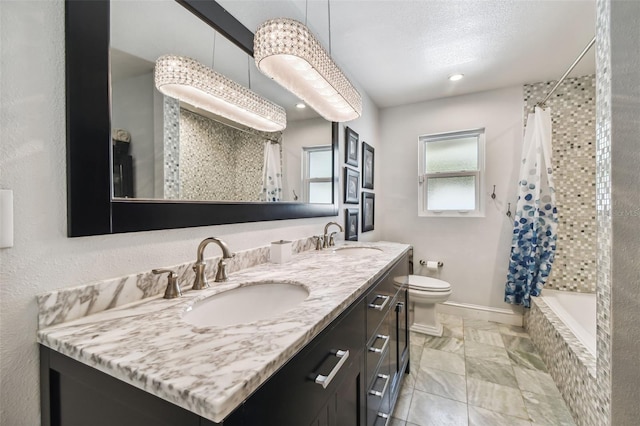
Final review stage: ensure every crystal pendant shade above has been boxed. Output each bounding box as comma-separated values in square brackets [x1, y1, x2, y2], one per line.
[154, 55, 286, 132]
[254, 18, 362, 122]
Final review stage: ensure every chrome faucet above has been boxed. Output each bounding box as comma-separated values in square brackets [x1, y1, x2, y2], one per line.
[192, 237, 234, 290]
[323, 222, 343, 248]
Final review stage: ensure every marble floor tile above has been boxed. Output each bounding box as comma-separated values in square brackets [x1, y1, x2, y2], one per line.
[464, 340, 511, 365]
[423, 336, 464, 355]
[410, 343, 424, 366]
[389, 418, 407, 426]
[392, 385, 413, 421]
[463, 319, 501, 331]
[522, 391, 576, 426]
[443, 324, 464, 339]
[498, 324, 530, 337]
[465, 328, 505, 348]
[513, 366, 562, 397]
[468, 405, 533, 426]
[414, 367, 467, 402]
[437, 312, 464, 327]
[419, 348, 466, 375]
[466, 357, 518, 389]
[410, 331, 426, 347]
[508, 349, 548, 372]
[466, 377, 529, 420]
[407, 390, 468, 426]
[502, 335, 537, 353]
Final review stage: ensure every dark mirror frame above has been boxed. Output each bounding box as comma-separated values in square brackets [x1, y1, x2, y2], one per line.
[65, 0, 339, 237]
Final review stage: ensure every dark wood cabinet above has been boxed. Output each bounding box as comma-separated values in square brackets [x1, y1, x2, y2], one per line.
[41, 253, 409, 426]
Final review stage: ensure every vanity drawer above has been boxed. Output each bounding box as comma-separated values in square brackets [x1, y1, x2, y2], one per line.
[366, 321, 390, 387]
[366, 355, 391, 426]
[366, 287, 393, 337]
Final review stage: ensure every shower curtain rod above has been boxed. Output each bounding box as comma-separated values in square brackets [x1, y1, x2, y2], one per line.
[536, 36, 596, 109]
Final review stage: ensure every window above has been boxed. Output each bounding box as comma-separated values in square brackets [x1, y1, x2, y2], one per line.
[418, 128, 485, 217]
[302, 146, 333, 203]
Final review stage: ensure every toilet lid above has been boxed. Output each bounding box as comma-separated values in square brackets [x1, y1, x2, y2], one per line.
[406, 275, 451, 292]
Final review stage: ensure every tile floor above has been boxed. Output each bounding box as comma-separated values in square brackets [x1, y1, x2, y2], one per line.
[390, 313, 575, 426]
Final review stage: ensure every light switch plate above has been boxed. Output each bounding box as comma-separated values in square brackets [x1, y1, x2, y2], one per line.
[0, 189, 14, 248]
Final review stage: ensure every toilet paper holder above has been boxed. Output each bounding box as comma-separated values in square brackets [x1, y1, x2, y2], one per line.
[419, 260, 444, 268]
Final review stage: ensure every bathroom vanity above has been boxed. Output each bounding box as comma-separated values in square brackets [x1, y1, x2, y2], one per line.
[38, 243, 410, 425]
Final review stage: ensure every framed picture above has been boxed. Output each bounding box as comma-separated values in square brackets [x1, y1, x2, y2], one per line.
[344, 167, 360, 204]
[345, 126, 359, 166]
[362, 142, 374, 189]
[362, 192, 375, 232]
[345, 209, 359, 241]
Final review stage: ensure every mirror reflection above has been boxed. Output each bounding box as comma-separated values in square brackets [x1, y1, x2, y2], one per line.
[110, 0, 333, 203]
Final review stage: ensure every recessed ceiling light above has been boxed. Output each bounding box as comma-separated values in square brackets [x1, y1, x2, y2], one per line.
[295, 102, 306, 109]
[448, 73, 464, 82]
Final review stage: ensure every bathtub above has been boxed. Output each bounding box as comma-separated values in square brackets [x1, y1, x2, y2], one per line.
[540, 289, 596, 357]
[525, 289, 601, 425]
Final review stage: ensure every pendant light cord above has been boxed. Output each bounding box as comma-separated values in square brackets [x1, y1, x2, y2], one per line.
[305, 0, 308, 26]
[247, 56, 252, 89]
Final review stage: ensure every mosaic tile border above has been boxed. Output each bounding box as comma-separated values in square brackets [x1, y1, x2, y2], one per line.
[525, 298, 599, 425]
[37, 236, 317, 329]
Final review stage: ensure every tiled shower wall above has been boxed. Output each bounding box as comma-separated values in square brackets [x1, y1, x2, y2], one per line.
[524, 76, 597, 293]
[168, 109, 281, 201]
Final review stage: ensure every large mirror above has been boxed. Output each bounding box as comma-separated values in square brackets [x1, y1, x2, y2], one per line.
[66, 0, 339, 237]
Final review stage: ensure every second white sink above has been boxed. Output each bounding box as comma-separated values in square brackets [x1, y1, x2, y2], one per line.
[183, 282, 309, 327]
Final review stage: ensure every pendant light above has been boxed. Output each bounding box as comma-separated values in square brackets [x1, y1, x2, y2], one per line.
[253, 2, 362, 123]
[154, 55, 287, 132]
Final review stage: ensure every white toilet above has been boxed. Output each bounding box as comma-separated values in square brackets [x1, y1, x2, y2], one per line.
[405, 275, 452, 337]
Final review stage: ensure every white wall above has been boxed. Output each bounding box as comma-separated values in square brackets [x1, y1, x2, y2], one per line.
[0, 1, 379, 423]
[379, 86, 524, 311]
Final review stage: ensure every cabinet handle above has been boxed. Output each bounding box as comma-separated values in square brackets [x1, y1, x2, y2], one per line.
[314, 350, 349, 389]
[368, 334, 390, 354]
[376, 412, 391, 426]
[369, 373, 390, 398]
[368, 294, 390, 311]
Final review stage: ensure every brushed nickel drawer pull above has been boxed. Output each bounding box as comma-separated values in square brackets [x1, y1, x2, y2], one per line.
[368, 334, 390, 354]
[368, 294, 390, 311]
[369, 373, 390, 397]
[377, 411, 391, 426]
[314, 350, 350, 389]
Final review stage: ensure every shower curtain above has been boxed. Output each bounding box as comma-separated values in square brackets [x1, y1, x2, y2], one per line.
[261, 142, 283, 202]
[505, 107, 558, 307]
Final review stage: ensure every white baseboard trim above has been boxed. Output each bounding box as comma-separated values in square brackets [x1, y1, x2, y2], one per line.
[437, 301, 523, 326]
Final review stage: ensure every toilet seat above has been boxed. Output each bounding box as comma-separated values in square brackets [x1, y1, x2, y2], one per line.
[406, 275, 451, 292]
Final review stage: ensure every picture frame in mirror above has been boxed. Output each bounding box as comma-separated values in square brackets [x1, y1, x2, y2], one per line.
[362, 142, 374, 190]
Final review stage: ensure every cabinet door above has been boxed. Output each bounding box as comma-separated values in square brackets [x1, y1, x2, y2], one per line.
[309, 352, 364, 426]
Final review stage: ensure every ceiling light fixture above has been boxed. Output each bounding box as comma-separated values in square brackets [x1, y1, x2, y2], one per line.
[155, 55, 287, 132]
[296, 102, 306, 109]
[448, 73, 464, 82]
[254, 18, 362, 122]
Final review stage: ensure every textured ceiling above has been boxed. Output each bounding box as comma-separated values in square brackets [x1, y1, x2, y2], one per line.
[217, 0, 596, 108]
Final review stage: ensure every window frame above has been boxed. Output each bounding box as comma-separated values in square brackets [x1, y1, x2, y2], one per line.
[302, 145, 333, 203]
[418, 128, 486, 217]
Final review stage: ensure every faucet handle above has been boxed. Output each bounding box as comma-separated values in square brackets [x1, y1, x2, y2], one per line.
[329, 231, 338, 247]
[314, 235, 324, 250]
[152, 269, 182, 299]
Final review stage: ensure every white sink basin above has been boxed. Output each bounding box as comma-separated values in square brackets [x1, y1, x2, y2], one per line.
[183, 282, 309, 327]
[331, 246, 383, 256]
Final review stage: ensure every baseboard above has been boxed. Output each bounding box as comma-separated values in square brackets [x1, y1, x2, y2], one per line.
[437, 301, 524, 326]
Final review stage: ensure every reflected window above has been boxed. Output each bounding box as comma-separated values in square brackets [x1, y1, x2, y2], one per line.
[418, 129, 485, 217]
[303, 146, 332, 203]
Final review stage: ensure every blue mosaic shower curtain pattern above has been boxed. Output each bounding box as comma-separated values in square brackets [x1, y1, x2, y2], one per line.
[505, 107, 559, 307]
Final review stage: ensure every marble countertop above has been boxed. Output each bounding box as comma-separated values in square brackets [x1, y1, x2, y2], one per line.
[37, 241, 410, 423]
